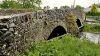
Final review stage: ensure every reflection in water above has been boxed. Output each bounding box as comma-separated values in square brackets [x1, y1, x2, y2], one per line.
[80, 32, 100, 43]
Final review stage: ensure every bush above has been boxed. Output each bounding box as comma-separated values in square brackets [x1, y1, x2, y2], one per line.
[0, 0, 41, 9]
[86, 4, 100, 16]
[90, 4, 99, 13]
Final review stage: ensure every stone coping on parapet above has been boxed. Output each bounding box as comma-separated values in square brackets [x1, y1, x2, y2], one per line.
[0, 12, 34, 19]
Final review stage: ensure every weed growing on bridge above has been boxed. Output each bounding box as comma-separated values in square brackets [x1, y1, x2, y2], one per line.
[66, 13, 79, 34]
[19, 34, 100, 56]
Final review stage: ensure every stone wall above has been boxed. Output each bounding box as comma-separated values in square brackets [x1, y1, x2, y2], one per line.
[0, 8, 85, 56]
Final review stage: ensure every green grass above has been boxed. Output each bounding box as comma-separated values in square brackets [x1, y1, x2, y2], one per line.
[19, 34, 100, 56]
[86, 12, 100, 16]
[83, 23, 100, 33]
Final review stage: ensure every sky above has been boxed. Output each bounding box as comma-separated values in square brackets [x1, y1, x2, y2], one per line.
[41, 0, 100, 9]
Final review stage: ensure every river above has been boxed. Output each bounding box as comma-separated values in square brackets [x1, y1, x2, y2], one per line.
[80, 32, 100, 44]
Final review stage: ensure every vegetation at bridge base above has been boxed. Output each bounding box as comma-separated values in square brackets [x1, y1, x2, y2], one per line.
[90, 4, 99, 14]
[18, 34, 100, 56]
[83, 23, 100, 33]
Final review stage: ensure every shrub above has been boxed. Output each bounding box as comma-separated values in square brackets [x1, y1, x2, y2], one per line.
[86, 4, 100, 16]
[90, 4, 99, 14]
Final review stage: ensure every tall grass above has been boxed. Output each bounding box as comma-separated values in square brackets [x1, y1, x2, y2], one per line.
[83, 24, 100, 33]
[19, 34, 100, 56]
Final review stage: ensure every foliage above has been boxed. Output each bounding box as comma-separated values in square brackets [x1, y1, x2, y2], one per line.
[83, 23, 100, 33]
[60, 6, 70, 9]
[75, 5, 83, 10]
[86, 12, 100, 16]
[0, 0, 11, 9]
[86, 4, 100, 16]
[96, 3, 100, 8]
[19, 34, 100, 56]
[0, 0, 41, 9]
[91, 4, 99, 13]
[18, 0, 41, 9]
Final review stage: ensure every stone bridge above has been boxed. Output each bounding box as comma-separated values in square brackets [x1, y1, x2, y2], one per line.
[0, 9, 85, 56]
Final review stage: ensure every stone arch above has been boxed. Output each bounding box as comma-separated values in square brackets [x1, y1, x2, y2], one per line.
[48, 26, 66, 40]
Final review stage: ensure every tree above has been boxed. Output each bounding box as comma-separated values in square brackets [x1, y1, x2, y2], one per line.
[90, 4, 99, 13]
[96, 3, 100, 8]
[17, 0, 41, 9]
[60, 6, 70, 9]
[0, 0, 41, 9]
[0, 0, 22, 9]
[75, 5, 83, 10]
[0, 0, 9, 9]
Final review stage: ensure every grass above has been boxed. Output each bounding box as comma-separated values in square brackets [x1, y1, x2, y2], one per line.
[18, 34, 100, 56]
[86, 12, 100, 16]
[83, 23, 100, 33]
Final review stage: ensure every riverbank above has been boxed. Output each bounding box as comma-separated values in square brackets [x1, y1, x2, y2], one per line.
[19, 34, 100, 56]
[18, 21, 100, 56]
[83, 23, 100, 33]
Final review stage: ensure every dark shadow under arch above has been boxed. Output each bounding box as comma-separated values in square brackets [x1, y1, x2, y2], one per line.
[76, 19, 82, 27]
[48, 26, 66, 40]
